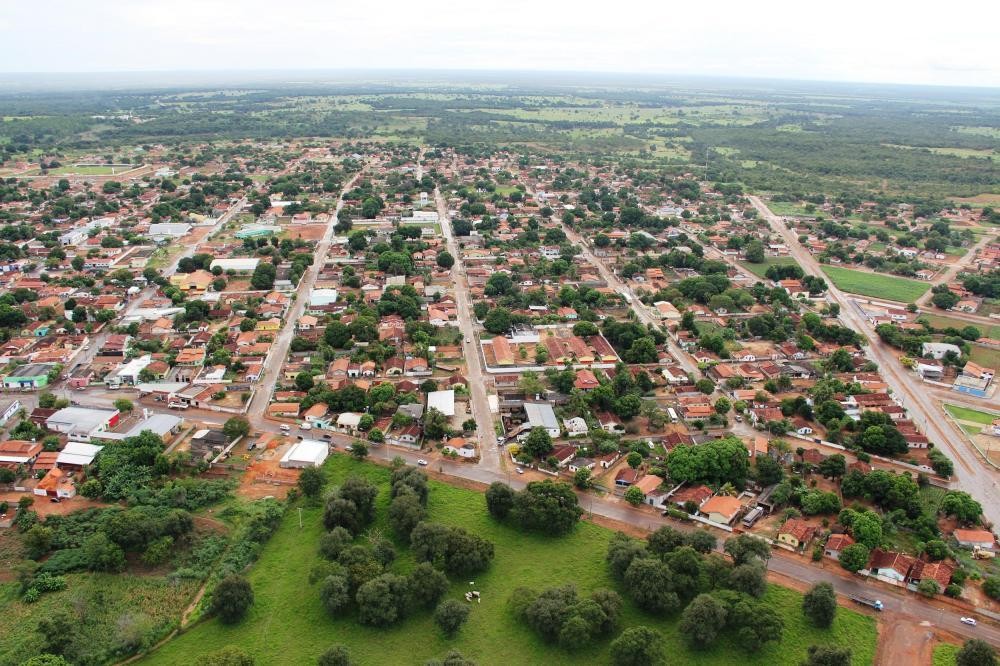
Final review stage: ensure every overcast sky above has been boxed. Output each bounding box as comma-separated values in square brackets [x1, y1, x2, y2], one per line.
[2, 0, 998, 87]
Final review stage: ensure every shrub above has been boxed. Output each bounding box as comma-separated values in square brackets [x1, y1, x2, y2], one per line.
[211, 575, 254, 624]
[434, 599, 470, 638]
[802, 582, 837, 628]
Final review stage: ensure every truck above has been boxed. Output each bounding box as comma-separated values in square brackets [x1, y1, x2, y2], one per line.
[666, 408, 679, 423]
[850, 596, 883, 611]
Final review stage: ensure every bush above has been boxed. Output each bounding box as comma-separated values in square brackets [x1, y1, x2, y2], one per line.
[609, 626, 665, 666]
[408, 562, 449, 609]
[317, 645, 354, 666]
[194, 646, 255, 665]
[983, 576, 1000, 600]
[917, 579, 939, 597]
[434, 599, 470, 638]
[956, 639, 997, 666]
[680, 594, 727, 648]
[485, 482, 515, 520]
[211, 575, 254, 624]
[355, 573, 410, 627]
[319, 527, 354, 561]
[319, 575, 352, 616]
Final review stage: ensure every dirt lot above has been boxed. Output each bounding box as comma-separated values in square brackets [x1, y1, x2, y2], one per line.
[237, 458, 298, 500]
[284, 223, 327, 241]
[0, 492, 105, 518]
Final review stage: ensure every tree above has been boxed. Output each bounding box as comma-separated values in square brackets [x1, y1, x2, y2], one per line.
[338, 476, 378, 524]
[923, 539, 949, 561]
[483, 307, 512, 334]
[627, 451, 643, 469]
[838, 543, 870, 573]
[850, 511, 883, 549]
[802, 582, 837, 628]
[319, 527, 354, 561]
[295, 372, 315, 392]
[667, 437, 750, 488]
[223, 417, 251, 441]
[817, 454, 846, 480]
[436, 251, 455, 269]
[744, 240, 765, 263]
[680, 594, 727, 648]
[956, 639, 997, 666]
[624, 486, 645, 506]
[724, 535, 771, 566]
[485, 482, 515, 520]
[941, 491, 983, 524]
[389, 489, 426, 540]
[573, 468, 592, 490]
[510, 481, 583, 535]
[729, 563, 767, 598]
[754, 455, 784, 486]
[317, 645, 355, 666]
[298, 467, 326, 499]
[434, 599, 470, 638]
[113, 398, 134, 413]
[211, 575, 254, 624]
[609, 626, 665, 666]
[350, 442, 369, 460]
[23, 524, 53, 560]
[625, 558, 679, 614]
[324, 498, 361, 535]
[802, 645, 852, 666]
[250, 261, 277, 290]
[319, 575, 352, 615]
[355, 573, 410, 627]
[522, 427, 553, 459]
[982, 576, 1000, 600]
[408, 562, 448, 609]
[83, 532, 126, 572]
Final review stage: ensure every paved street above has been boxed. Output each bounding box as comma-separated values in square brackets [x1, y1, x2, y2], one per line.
[435, 188, 502, 473]
[748, 195, 1000, 527]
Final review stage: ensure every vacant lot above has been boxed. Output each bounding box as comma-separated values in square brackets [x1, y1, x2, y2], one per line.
[740, 256, 800, 278]
[141, 456, 876, 666]
[944, 404, 997, 426]
[933, 642, 959, 665]
[821, 265, 929, 303]
[969, 345, 1000, 370]
[919, 314, 1000, 339]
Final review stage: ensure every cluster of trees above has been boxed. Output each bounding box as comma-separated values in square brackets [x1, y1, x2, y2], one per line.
[511, 584, 622, 650]
[665, 437, 750, 489]
[607, 529, 783, 651]
[485, 480, 583, 535]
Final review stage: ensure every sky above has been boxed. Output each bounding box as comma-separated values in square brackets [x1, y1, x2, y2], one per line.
[1, 0, 998, 88]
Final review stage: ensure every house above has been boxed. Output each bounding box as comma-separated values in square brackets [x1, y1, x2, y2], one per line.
[55, 441, 103, 470]
[574, 369, 600, 391]
[614, 467, 640, 487]
[567, 457, 596, 473]
[824, 533, 855, 560]
[190, 429, 229, 461]
[549, 445, 577, 468]
[427, 390, 456, 418]
[33, 467, 75, 499]
[0, 440, 42, 467]
[700, 495, 742, 525]
[670, 484, 713, 510]
[563, 417, 589, 437]
[908, 561, 955, 590]
[390, 424, 422, 447]
[634, 474, 665, 506]
[336, 412, 363, 434]
[953, 528, 996, 552]
[867, 549, 917, 584]
[777, 519, 817, 549]
[596, 412, 624, 433]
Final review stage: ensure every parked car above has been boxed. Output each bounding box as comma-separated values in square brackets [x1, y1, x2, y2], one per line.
[417, 459, 428, 466]
[279, 424, 291, 432]
[516, 468, 524, 474]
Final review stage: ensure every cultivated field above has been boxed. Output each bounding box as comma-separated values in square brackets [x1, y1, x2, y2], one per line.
[820, 266, 929, 303]
[140, 457, 877, 666]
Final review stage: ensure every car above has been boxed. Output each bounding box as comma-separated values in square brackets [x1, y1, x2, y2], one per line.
[465, 338, 471, 344]
[279, 424, 291, 432]
[516, 468, 524, 474]
[247, 443, 256, 451]
[417, 459, 428, 466]
[321, 434, 333, 441]
[496, 436, 505, 443]
[82, 345, 91, 351]
[49, 497, 61, 503]
[300, 423, 312, 431]
[961, 617, 977, 626]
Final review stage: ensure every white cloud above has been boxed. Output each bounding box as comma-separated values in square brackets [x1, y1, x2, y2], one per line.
[1, 0, 998, 86]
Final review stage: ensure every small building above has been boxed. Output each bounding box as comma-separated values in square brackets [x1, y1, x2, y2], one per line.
[427, 390, 456, 418]
[953, 528, 996, 552]
[56, 441, 103, 470]
[46, 407, 119, 442]
[523, 402, 560, 438]
[3, 363, 54, 390]
[921, 342, 961, 360]
[279, 439, 329, 468]
[336, 412, 363, 434]
[210, 257, 260, 272]
[33, 467, 75, 499]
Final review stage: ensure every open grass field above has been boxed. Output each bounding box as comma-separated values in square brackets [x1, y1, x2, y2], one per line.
[932, 642, 959, 665]
[0, 573, 199, 666]
[944, 404, 998, 425]
[739, 256, 800, 278]
[140, 456, 876, 666]
[821, 265, 929, 303]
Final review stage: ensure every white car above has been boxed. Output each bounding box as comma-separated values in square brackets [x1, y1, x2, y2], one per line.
[516, 468, 524, 474]
[961, 617, 977, 626]
[417, 459, 428, 466]
[279, 424, 291, 432]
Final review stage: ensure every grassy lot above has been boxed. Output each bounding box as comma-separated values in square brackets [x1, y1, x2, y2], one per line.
[739, 256, 800, 279]
[944, 404, 998, 425]
[919, 314, 1000, 339]
[969, 345, 1000, 369]
[141, 457, 877, 666]
[0, 574, 199, 666]
[933, 642, 959, 665]
[820, 265, 929, 302]
[765, 201, 815, 217]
